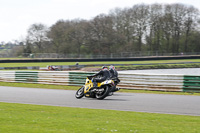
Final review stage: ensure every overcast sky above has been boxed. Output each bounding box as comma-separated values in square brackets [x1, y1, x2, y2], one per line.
[0, 0, 200, 43]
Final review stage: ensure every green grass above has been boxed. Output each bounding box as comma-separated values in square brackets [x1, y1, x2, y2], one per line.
[1, 82, 200, 96]
[0, 102, 199, 133]
[119, 89, 200, 96]
[0, 82, 78, 90]
[0, 59, 200, 67]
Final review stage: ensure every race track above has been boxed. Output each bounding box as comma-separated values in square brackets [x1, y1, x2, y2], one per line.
[0, 86, 200, 116]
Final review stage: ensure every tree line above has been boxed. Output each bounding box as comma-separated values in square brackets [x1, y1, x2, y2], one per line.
[22, 3, 200, 57]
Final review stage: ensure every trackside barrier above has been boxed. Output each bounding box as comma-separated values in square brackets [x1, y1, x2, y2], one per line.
[183, 75, 200, 92]
[68, 72, 95, 85]
[15, 71, 38, 82]
[0, 71, 200, 92]
[118, 73, 183, 92]
[0, 71, 95, 86]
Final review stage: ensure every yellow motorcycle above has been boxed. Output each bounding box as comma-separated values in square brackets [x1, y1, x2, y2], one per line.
[75, 76, 115, 100]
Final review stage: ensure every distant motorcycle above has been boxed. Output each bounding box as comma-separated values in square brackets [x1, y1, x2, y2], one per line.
[75, 76, 115, 100]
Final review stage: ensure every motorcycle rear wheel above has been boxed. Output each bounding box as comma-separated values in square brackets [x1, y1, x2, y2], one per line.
[75, 86, 84, 99]
[96, 86, 110, 100]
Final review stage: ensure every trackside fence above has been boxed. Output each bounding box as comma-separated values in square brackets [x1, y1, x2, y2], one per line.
[0, 71, 200, 92]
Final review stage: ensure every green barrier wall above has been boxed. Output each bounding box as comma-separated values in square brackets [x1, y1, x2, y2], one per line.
[68, 72, 95, 85]
[15, 71, 38, 83]
[183, 75, 200, 92]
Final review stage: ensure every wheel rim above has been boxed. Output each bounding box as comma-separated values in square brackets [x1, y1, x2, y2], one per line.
[96, 88, 107, 98]
[77, 88, 83, 95]
[75, 87, 84, 98]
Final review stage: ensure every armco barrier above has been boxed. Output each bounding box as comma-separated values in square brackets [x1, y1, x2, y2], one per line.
[0, 71, 95, 86]
[0, 71, 200, 92]
[15, 71, 38, 83]
[118, 73, 183, 92]
[183, 75, 200, 92]
[68, 72, 95, 85]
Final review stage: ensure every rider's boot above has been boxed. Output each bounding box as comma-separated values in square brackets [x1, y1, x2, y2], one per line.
[114, 87, 120, 92]
[108, 86, 115, 96]
[110, 86, 120, 92]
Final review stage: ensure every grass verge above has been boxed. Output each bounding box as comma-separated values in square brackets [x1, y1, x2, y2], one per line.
[0, 102, 199, 133]
[0, 82, 200, 96]
[0, 82, 78, 90]
[1, 59, 200, 67]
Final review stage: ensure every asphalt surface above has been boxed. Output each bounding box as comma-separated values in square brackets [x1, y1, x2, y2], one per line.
[0, 86, 200, 116]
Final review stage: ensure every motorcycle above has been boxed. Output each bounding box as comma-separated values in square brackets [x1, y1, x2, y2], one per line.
[75, 76, 115, 100]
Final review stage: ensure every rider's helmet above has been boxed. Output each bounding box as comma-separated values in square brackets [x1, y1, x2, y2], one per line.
[109, 65, 115, 70]
[102, 66, 108, 71]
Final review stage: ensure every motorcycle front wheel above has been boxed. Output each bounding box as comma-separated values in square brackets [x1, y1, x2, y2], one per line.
[75, 86, 84, 99]
[96, 86, 110, 100]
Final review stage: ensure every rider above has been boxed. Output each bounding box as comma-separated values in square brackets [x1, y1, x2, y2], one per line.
[89, 66, 110, 87]
[109, 65, 120, 92]
[109, 65, 118, 79]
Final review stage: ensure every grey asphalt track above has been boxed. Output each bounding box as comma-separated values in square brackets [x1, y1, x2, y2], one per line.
[0, 86, 200, 116]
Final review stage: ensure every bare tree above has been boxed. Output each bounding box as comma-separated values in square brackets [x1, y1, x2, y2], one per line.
[27, 23, 49, 52]
[68, 19, 89, 57]
[48, 20, 71, 54]
[131, 4, 150, 51]
[89, 14, 116, 54]
[110, 7, 137, 52]
[183, 5, 199, 52]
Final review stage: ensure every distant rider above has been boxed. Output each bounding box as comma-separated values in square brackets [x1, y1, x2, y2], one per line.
[109, 65, 118, 79]
[109, 65, 120, 92]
